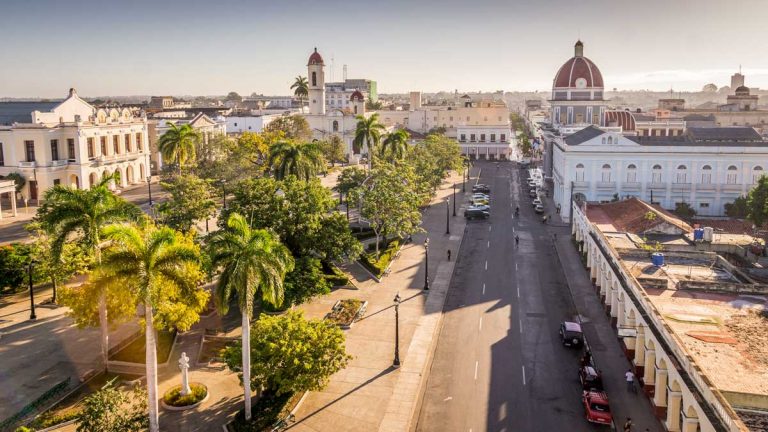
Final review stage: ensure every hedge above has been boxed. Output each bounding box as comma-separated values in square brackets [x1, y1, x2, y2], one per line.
[359, 239, 401, 278]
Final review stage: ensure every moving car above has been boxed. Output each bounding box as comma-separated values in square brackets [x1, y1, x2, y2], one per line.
[559, 321, 583, 347]
[464, 207, 490, 220]
[534, 204, 544, 213]
[582, 390, 612, 425]
[472, 184, 490, 194]
[579, 365, 604, 391]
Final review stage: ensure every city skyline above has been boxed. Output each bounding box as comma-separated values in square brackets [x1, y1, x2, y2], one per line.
[1, 0, 767, 97]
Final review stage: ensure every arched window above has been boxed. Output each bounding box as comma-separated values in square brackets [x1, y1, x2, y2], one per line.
[626, 164, 637, 183]
[607, 136, 613, 145]
[753, 166, 764, 184]
[701, 165, 712, 184]
[676, 165, 687, 183]
[652, 164, 662, 183]
[727, 165, 738, 184]
[575, 163, 585, 182]
[601, 164, 612, 182]
[332, 120, 339, 132]
[601, 137, 606, 144]
[311, 72, 317, 86]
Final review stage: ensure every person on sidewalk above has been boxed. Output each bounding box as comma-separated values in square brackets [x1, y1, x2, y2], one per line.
[515, 235, 519, 246]
[623, 417, 633, 432]
[625, 369, 636, 393]
[447, 249, 451, 261]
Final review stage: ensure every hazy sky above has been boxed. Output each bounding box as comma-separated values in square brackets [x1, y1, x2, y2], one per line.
[2, 0, 767, 98]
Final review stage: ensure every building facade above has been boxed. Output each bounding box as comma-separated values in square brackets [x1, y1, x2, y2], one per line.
[148, 112, 226, 172]
[0, 88, 150, 202]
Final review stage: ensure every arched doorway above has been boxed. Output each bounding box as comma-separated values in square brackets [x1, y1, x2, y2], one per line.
[139, 163, 146, 180]
[89, 173, 98, 188]
[69, 174, 80, 189]
[126, 165, 135, 184]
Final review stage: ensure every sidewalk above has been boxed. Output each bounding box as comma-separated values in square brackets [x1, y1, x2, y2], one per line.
[288, 171, 471, 432]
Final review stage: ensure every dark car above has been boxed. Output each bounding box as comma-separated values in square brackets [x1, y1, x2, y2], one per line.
[464, 207, 490, 220]
[559, 321, 584, 347]
[579, 365, 604, 391]
[472, 184, 491, 194]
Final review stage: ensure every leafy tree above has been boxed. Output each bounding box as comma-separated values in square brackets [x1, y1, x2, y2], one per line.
[725, 196, 748, 218]
[283, 256, 330, 307]
[366, 99, 383, 110]
[157, 123, 201, 174]
[747, 176, 768, 228]
[428, 126, 447, 136]
[207, 213, 294, 421]
[264, 115, 312, 141]
[77, 384, 148, 432]
[353, 113, 385, 166]
[268, 141, 325, 181]
[674, 202, 697, 221]
[98, 222, 208, 432]
[226, 91, 243, 103]
[4, 172, 25, 197]
[222, 311, 351, 396]
[157, 174, 216, 232]
[320, 135, 346, 167]
[380, 129, 409, 161]
[334, 166, 367, 205]
[27, 222, 91, 303]
[519, 133, 533, 158]
[35, 175, 142, 367]
[290, 76, 309, 109]
[311, 212, 363, 262]
[0, 243, 32, 294]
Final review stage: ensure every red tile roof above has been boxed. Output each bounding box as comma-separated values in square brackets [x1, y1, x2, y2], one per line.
[586, 198, 692, 234]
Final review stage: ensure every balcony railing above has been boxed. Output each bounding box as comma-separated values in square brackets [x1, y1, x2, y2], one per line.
[51, 159, 68, 167]
[18, 161, 36, 168]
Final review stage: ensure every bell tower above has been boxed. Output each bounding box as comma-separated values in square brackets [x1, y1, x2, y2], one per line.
[307, 48, 326, 115]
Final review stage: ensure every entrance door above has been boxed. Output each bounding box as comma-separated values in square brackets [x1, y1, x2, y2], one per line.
[29, 181, 38, 201]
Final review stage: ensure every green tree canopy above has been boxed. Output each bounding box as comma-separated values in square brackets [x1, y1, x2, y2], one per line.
[157, 123, 201, 173]
[380, 129, 409, 161]
[222, 311, 351, 396]
[353, 113, 385, 158]
[76, 383, 148, 432]
[157, 174, 216, 232]
[320, 135, 346, 166]
[725, 196, 748, 218]
[0, 243, 32, 294]
[747, 176, 768, 228]
[264, 115, 312, 141]
[290, 76, 309, 106]
[335, 166, 367, 201]
[268, 141, 325, 181]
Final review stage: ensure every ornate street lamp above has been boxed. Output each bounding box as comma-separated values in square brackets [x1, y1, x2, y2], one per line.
[445, 199, 450, 235]
[424, 238, 430, 290]
[393, 292, 401, 368]
[28, 261, 37, 320]
[146, 176, 153, 206]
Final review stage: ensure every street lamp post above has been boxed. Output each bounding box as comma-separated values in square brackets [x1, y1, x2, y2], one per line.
[28, 261, 36, 320]
[424, 238, 430, 290]
[393, 292, 401, 368]
[146, 176, 152, 206]
[463, 165, 467, 192]
[445, 199, 450, 235]
[453, 183, 456, 217]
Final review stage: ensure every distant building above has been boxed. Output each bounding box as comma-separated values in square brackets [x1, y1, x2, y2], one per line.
[325, 78, 377, 111]
[549, 40, 606, 129]
[224, 113, 282, 134]
[148, 112, 226, 173]
[0, 88, 150, 202]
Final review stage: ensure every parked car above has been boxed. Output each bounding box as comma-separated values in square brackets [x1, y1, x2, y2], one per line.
[559, 321, 583, 347]
[534, 204, 544, 213]
[579, 365, 604, 391]
[464, 207, 490, 220]
[582, 390, 612, 425]
[470, 204, 490, 211]
[532, 198, 542, 206]
[472, 193, 490, 200]
[473, 198, 489, 205]
[473, 184, 490, 194]
[529, 189, 537, 197]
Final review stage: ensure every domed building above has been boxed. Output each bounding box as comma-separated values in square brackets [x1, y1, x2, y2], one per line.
[550, 40, 607, 128]
[725, 84, 759, 111]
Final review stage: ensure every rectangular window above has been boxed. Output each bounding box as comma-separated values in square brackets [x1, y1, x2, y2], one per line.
[25, 140, 35, 162]
[0, 143, 4, 166]
[67, 138, 75, 160]
[601, 171, 611, 182]
[627, 171, 637, 183]
[50, 139, 59, 161]
[727, 173, 737, 184]
[125, 134, 131, 152]
[88, 138, 95, 159]
[470, 134, 476, 142]
[113, 135, 120, 154]
[701, 172, 711, 184]
[460, 134, 466, 142]
[136, 133, 143, 151]
[699, 203, 709, 208]
[480, 134, 486, 142]
[100, 136, 107, 156]
[53, 179, 61, 186]
[490, 134, 496, 142]
[652, 172, 662, 183]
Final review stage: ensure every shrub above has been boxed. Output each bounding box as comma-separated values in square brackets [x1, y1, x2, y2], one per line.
[230, 391, 294, 432]
[359, 239, 401, 278]
[162, 383, 208, 407]
[28, 409, 80, 429]
[326, 299, 363, 326]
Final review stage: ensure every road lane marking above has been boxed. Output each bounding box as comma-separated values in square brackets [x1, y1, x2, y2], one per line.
[479, 317, 483, 331]
[482, 283, 485, 295]
[485, 261, 488, 270]
[487, 240, 490, 248]
[519, 319, 523, 333]
[474, 361, 479, 380]
[522, 366, 526, 385]
[515, 263, 518, 271]
[489, 226, 492, 232]
[517, 285, 520, 297]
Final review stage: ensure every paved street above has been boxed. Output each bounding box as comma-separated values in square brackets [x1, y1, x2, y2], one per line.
[416, 160, 661, 432]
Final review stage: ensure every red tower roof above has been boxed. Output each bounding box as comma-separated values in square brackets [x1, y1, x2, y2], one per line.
[553, 56, 604, 88]
[350, 90, 364, 101]
[308, 47, 324, 66]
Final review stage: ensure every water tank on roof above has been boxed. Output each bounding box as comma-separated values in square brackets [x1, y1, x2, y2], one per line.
[703, 227, 714, 242]
[651, 253, 665, 267]
[694, 228, 704, 241]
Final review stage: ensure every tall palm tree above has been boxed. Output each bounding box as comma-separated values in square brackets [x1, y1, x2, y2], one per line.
[290, 76, 309, 112]
[99, 223, 202, 432]
[206, 213, 294, 421]
[353, 113, 385, 170]
[35, 174, 142, 368]
[380, 129, 410, 161]
[157, 122, 201, 174]
[267, 141, 325, 180]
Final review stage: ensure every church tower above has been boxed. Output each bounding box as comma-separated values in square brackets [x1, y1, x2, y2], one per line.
[307, 48, 325, 115]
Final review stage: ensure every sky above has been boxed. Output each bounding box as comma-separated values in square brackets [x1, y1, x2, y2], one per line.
[1, 0, 768, 98]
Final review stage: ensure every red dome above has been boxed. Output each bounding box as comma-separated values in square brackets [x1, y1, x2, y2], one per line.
[350, 90, 364, 101]
[308, 48, 324, 66]
[553, 56, 603, 89]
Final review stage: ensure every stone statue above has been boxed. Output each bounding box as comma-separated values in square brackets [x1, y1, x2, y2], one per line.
[178, 352, 191, 396]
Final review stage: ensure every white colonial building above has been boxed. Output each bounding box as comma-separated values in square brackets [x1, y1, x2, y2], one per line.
[0, 88, 150, 204]
[148, 112, 226, 173]
[552, 125, 768, 221]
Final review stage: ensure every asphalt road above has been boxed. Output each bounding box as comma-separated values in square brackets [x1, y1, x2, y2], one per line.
[416, 160, 595, 432]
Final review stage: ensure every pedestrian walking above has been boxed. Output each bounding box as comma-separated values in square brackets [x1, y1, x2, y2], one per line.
[623, 417, 633, 432]
[447, 249, 451, 261]
[625, 369, 636, 393]
[515, 235, 519, 246]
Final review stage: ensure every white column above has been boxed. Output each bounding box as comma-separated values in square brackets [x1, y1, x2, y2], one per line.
[666, 391, 683, 431]
[11, 192, 17, 216]
[634, 327, 646, 367]
[610, 286, 619, 318]
[617, 296, 626, 326]
[682, 418, 699, 432]
[643, 349, 656, 386]
[654, 369, 668, 407]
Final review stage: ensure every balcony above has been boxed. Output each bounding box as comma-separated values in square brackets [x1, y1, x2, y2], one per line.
[646, 182, 666, 191]
[596, 181, 616, 190]
[622, 182, 641, 191]
[18, 161, 36, 168]
[697, 183, 716, 192]
[51, 159, 69, 168]
[722, 183, 743, 193]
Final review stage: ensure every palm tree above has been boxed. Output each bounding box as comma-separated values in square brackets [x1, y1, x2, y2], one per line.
[267, 141, 325, 180]
[380, 129, 410, 161]
[157, 122, 201, 174]
[206, 213, 294, 421]
[99, 223, 202, 432]
[353, 113, 385, 170]
[35, 174, 142, 368]
[291, 76, 309, 112]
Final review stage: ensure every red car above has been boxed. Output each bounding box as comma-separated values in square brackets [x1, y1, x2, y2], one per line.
[582, 390, 612, 425]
